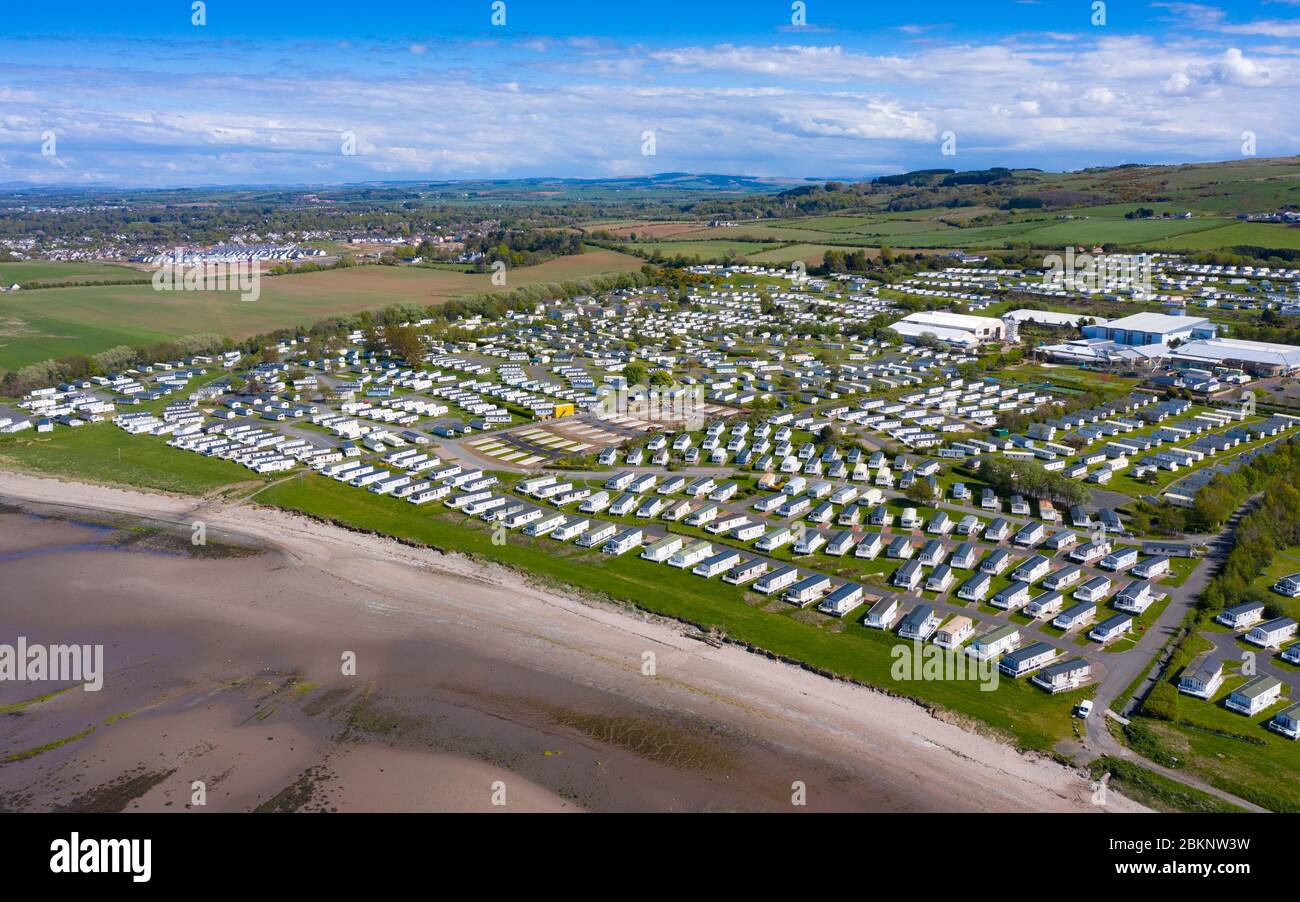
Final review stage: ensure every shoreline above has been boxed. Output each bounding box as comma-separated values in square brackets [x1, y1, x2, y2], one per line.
[0, 470, 1143, 812]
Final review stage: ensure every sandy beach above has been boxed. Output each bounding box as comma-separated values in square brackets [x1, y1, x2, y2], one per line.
[0, 471, 1142, 812]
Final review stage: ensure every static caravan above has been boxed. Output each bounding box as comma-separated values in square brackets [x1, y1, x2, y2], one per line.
[1043, 565, 1083, 590]
[887, 536, 915, 560]
[580, 492, 611, 513]
[967, 625, 1021, 661]
[893, 559, 924, 591]
[756, 527, 796, 552]
[1268, 702, 1300, 740]
[957, 572, 992, 602]
[577, 522, 618, 548]
[784, 574, 833, 607]
[992, 581, 1033, 612]
[1101, 547, 1140, 572]
[754, 566, 801, 595]
[1012, 554, 1052, 584]
[608, 493, 639, 517]
[925, 564, 955, 593]
[552, 517, 590, 541]
[694, 550, 743, 579]
[999, 641, 1058, 678]
[985, 518, 1011, 542]
[950, 542, 979, 570]
[932, 616, 973, 649]
[667, 540, 714, 570]
[504, 507, 545, 530]
[1114, 580, 1155, 614]
[1177, 653, 1224, 699]
[864, 597, 901, 629]
[792, 530, 827, 556]
[1225, 675, 1282, 716]
[1025, 591, 1064, 619]
[1132, 555, 1171, 580]
[1044, 530, 1079, 553]
[603, 528, 644, 556]
[826, 530, 859, 556]
[524, 513, 567, 537]
[1032, 658, 1092, 694]
[1274, 573, 1300, 598]
[1014, 522, 1047, 547]
[1216, 601, 1265, 631]
[818, 582, 865, 617]
[926, 511, 952, 535]
[1053, 601, 1097, 631]
[723, 558, 768, 585]
[1074, 576, 1112, 603]
[897, 604, 941, 641]
[918, 539, 947, 566]
[854, 532, 884, 560]
[641, 534, 684, 563]
[980, 549, 1012, 575]
[1089, 612, 1133, 644]
[1245, 617, 1298, 649]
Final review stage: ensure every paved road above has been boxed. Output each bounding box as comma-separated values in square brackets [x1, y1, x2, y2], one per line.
[1080, 497, 1270, 812]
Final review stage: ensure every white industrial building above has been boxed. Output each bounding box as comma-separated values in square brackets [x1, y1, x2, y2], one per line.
[887, 311, 1007, 347]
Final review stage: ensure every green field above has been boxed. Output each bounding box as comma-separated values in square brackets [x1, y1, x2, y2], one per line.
[0, 249, 646, 372]
[1149, 221, 1300, 252]
[0, 422, 256, 495]
[0, 261, 148, 286]
[252, 473, 1085, 751]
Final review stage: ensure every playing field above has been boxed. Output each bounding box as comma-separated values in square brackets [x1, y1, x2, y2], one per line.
[0, 250, 645, 371]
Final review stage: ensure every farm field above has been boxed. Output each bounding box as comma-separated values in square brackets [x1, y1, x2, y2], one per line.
[0, 261, 148, 286]
[1148, 221, 1300, 252]
[601, 206, 1291, 258]
[0, 249, 645, 372]
[624, 239, 780, 260]
[252, 472, 1086, 752]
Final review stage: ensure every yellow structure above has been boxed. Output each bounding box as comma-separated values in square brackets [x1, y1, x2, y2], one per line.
[552, 403, 575, 418]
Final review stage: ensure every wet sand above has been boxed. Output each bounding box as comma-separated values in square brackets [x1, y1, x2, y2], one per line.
[0, 473, 1143, 812]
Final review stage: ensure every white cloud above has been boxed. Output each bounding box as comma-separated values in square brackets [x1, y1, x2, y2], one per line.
[1, 29, 1297, 186]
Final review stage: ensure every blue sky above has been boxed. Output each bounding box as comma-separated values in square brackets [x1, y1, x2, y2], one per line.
[1, 0, 1297, 186]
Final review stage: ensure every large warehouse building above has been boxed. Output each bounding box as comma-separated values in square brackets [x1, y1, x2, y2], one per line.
[1082, 312, 1217, 347]
[1169, 338, 1300, 377]
[887, 311, 1006, 347]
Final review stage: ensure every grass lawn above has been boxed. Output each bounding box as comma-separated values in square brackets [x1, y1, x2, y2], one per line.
[253, 473, 1085, 751]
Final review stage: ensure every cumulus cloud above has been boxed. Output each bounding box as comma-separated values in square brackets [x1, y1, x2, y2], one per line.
[0, 27, 1296, 186]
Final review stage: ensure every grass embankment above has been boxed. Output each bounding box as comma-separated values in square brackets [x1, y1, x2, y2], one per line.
[1089, 756, 1245, 813]
[253, 473, 1085, 751]
[0, 422, 253, 495]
